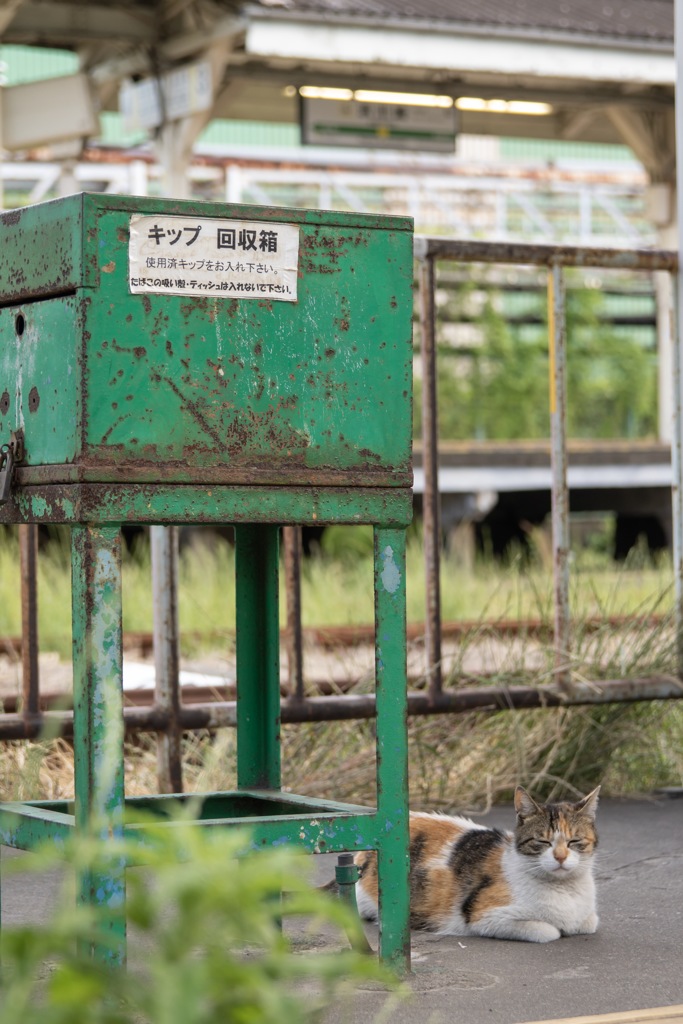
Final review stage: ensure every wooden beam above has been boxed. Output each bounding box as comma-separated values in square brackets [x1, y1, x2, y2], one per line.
[4, 1, 155, 45]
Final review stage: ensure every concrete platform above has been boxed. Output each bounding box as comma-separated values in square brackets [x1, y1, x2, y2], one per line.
[1, 795, 682, 1023]
[318, 795, 683, 1023]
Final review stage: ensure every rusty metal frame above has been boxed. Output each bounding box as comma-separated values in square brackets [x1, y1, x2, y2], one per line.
[413, 237, 681, 702]
[5, 238, 683, 794]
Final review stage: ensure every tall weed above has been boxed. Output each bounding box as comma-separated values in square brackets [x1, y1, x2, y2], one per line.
[0, 812, 401, 1023]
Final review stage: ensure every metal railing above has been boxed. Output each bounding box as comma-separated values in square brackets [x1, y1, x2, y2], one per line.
[1, 158, 652, 247]
[4, 236, 683, 795]
[414, 237, 683, 700]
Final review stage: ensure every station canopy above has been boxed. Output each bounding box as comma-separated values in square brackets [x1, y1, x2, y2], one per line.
[0, 0, 675, 168]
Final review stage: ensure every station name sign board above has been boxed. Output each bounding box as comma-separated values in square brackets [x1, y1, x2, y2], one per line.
[301, 96, 457, 152]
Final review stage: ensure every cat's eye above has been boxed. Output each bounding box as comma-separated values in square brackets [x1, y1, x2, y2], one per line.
[568, 840, 586, 849]
[519, 837, 552, 852]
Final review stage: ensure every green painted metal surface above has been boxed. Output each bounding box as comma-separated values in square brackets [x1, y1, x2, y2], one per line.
[0, 483, 412, 526]
[71, 525, 126, 966]
[0, 193, 413, 494]
[373, 528, 411, 970]
[0, 802, 73, 847]
[0, 296, 80, 466]
[0, 193, 413, 974]
[236, 525, 282, 790]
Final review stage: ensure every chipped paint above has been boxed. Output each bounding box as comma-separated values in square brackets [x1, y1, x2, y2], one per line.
[379, 544, 401, 594]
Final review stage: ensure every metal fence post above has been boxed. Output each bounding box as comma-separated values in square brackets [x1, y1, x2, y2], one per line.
[19, 524, 39, 719]
[548, 263, 572, 692]
[673, 0, 683, 675]
[151, 525, 183, 794]
[418, 254, 443, 700]
[283, 525, 305, 700]
[671, 266, 683, 677]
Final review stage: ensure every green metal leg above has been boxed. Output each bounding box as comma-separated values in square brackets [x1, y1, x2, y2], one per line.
[374, 528, 411, 973]
[71, 524, 126, 967]
[235, 524, 281, 790]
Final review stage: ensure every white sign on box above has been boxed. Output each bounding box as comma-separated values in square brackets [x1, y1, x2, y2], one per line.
[128, 214, 299, 301]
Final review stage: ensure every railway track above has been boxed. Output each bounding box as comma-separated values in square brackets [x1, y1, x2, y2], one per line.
[0, 612, 670, 717]
[0, 611, 667, 662]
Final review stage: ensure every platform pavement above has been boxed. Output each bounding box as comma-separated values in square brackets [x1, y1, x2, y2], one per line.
[1, 795, 682, 1024]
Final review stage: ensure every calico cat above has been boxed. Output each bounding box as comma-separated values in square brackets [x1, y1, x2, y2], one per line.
[354, 786, 600, 943]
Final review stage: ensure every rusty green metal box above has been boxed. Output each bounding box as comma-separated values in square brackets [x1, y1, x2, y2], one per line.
[0, 193, 414, 971]
[0, 193, 413, 499]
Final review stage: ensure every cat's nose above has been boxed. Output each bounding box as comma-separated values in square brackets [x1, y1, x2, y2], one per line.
[554, 846, 568, 863]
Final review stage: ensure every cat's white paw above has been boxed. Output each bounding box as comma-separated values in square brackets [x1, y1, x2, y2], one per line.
[478, 918, 562, 942]
[521, 921, 562, 943]
[561, 912, 599, 936]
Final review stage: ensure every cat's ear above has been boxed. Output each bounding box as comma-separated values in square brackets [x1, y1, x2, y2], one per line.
[574, 785, 600, 821]
[514, 786, 541, 820]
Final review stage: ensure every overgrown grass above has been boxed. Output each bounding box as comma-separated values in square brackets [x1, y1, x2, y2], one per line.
[3, 697, 681, 813]
[0, 526, 674, 656]
[0, 525, 682, 806]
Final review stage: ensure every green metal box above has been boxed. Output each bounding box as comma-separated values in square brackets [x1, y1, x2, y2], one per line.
[0, 194, 415, 970]
[0, 193, 413, 494]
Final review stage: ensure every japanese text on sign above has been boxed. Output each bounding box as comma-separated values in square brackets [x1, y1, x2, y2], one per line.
[128, 214, 299, 301]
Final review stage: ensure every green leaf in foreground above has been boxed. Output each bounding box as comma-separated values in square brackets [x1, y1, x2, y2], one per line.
[0, 809, 405, 1024]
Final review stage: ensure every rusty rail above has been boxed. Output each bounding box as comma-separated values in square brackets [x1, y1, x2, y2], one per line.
[0, 611, 670, 660]
[0, 674, 681, 741]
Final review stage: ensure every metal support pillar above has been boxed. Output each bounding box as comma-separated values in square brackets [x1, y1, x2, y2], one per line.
[235, 524, 281, 790]
[283, 525, 304, 700]
[548, 265, 572, 691]
[673, 0, 683, 675]
[373, 527, 410, 973]
[71, 524, 126, 966]
[672, 260, 683, 675]
[19, 523, 39, 718]
[418, 255, 443, 700]
[151, 524, 183, 794]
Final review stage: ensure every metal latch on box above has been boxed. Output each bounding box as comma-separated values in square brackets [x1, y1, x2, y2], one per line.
[0, 429, 24, 504]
